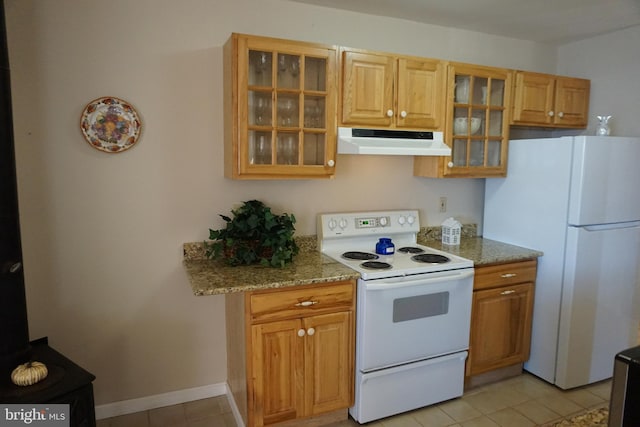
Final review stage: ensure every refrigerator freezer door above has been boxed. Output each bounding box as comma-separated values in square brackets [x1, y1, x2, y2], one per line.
[555, 222, 640, 389]
[569, 136, 640, 226]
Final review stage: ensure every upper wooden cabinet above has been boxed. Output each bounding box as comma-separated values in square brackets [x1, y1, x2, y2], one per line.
[414, 63, 512, 178]
[511, 71, 590, 128]
[340, 49, 446, 129]
[223, 33, 338, 179]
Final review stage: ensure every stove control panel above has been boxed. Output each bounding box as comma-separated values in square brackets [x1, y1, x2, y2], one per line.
[318, 210, 420, 240]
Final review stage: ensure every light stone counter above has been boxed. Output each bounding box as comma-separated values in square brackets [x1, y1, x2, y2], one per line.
[183, 230, 542, 296]
[183, 237, 359, 296]
[419, 236, 543, 266]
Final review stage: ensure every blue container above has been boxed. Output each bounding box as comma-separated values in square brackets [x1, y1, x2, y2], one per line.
[375, 238, 395, 255]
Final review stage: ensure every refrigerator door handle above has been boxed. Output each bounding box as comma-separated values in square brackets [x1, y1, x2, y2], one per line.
[581, 221, 640, 232]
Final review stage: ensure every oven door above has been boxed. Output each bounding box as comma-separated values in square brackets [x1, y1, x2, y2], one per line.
[357, 268, 474, 372]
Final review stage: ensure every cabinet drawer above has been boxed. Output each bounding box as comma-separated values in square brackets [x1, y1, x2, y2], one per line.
[474, 259, 537, 291]
[250, 281, 355, 323]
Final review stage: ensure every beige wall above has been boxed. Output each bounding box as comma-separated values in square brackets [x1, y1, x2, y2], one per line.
[5, 0, 562, 406]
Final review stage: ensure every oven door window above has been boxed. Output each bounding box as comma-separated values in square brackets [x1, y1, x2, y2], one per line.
[393, 292, 449, 323]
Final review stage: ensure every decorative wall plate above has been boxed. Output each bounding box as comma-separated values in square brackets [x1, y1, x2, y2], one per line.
[80, 97, 142, 153]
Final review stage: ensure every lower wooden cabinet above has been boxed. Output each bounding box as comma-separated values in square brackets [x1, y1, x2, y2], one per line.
[226, 280, 355, 427]
[467, 260, 536, 378]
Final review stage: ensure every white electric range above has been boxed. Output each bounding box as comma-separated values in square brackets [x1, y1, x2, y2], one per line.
[318, 210, 474, 423]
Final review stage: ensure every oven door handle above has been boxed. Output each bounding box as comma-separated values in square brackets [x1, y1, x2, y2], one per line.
[364, 269, 474, 291]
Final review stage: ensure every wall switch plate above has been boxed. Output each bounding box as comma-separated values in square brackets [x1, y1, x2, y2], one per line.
[439, 197, 447, 213]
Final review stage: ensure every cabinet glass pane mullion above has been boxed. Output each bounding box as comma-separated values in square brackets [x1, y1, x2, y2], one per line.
[277, 53, 301, 89]
[490, 79, 506, 107]
[487, 140, 501, 167]
[248, 130, 273, 165]
[470, 139, 484, 166]
[249, 50, 273, 87]
[305, 57, 327, 92]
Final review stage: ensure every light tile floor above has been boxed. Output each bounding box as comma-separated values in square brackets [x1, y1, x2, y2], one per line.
[96, 373, 611, 427]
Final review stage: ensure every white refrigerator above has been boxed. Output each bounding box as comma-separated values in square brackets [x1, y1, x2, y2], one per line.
[484, 136, 640, 389]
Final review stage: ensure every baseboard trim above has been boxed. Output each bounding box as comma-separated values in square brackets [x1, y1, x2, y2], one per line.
[94, 382, 227, 420]
[226, 384, 246, 427]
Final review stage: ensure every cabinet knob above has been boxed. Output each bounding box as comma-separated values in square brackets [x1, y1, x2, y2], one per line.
[386, 109, 394, 117]
[327, 159, 335, 167]
[548, 111, 555, 117]
[448, 161, 454, 168]
[298, 329, 306, 337]
[500, 290, 516, 295]
[307, 328, 315, 336]
[400, 110, 407, 118]
[558, 111, 564, 118]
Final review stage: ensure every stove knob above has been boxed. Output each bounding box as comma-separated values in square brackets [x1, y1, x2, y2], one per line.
[328, 219, 337, 230]
[407, 215, 416, 225]
[379, 217, 388, 227]
[398, 216, 406, 225]
[339, 218, 348, 229]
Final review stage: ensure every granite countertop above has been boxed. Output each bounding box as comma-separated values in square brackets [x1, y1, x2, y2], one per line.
[419, 237, 543, 266]
[183, 229, 543, 296]
[183, 237, 359, 296]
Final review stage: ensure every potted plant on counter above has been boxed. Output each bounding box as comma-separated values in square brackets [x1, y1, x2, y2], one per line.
[206, 200, 299, 268]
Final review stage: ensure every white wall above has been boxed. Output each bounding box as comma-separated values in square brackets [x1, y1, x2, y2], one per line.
[5, 0, 560, 406]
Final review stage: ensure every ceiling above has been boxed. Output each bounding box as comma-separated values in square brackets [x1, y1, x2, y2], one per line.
[286, 0, 640, 44]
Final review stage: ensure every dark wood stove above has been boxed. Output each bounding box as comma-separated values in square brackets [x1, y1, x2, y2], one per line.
[0, 3, 96, 425]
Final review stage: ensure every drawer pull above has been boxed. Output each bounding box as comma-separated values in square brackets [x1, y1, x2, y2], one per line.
[501, 290, 516, 295]
[501, 273, 517, 278]
[295, 300, 318, 307]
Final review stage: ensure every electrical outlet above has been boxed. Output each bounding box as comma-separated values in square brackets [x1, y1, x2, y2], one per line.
[439, 197, 447, 213]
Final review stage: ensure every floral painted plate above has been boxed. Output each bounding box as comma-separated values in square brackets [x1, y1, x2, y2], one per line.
[80, 97, 142, 153]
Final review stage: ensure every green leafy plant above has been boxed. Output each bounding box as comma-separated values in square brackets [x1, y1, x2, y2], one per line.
[206, 200, 299, 268]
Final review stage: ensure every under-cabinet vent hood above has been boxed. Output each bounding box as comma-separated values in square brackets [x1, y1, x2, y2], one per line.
[338, 127, 450, 156]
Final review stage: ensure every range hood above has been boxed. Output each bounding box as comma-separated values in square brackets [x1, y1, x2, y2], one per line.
[337, 127, 450, 156]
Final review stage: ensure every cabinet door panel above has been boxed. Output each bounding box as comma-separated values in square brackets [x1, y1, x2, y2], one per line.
[439, 64, 511, 177]
[396, 58, 444, 129]
[225, 33, 337, 179]
[341, 51, 394, 126]
[512, 72, 555, 125]
[554, 77, 590, 127]
[252, 319, 304, 426]
[304, 312, 354, 415]
[469, 282, 534, 376]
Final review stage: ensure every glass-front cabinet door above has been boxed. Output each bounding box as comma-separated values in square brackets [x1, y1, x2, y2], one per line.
[447, 64, 511, 177]
[224, 34, 337, 179]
